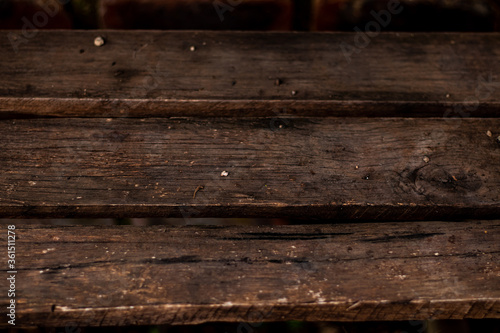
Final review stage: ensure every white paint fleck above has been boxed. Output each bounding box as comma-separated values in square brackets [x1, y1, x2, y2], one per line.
[94, 36, 105, 47]
[221, 171, 229, 177]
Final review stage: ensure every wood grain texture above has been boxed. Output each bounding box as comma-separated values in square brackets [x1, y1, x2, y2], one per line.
[2, 221, 499, 327]
[1, 31, 500, 117]
[0, 117, 498, 219]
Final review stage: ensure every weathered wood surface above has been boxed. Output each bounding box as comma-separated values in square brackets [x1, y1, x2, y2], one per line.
[2, 222, 499, 327]
[0, 117, 499, 219]
[1, 31, 500, 117]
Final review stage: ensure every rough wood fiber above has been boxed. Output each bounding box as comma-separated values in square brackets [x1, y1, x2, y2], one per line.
[1, 31, 500, 117]
[2, 222, 499, 328]
[0, 117, 498, 219]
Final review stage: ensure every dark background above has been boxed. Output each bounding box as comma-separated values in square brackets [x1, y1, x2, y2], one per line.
[1, 0, 500, 332]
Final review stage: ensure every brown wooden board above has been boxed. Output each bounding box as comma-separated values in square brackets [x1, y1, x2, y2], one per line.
[0, 117, 498, 219]
[1, 31, 500, 118]
[2, 222, 499, 327]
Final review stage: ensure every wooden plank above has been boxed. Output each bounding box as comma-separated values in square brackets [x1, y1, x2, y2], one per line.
[0, 117, 498, 219]
[1, 31, 500, 117]
[3, 221, 499, 327]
